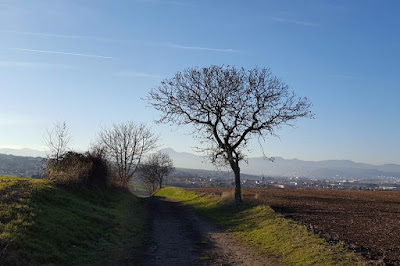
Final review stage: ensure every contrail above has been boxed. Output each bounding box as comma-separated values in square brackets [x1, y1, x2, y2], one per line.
[271, 17, 318, 27]
[1, 30, 90, 39]
[1, 30, 143, 44]
[165, 43, 240, 53]
[114, 71, 164, 78]
[3, 31, 240, 54]
[11, 48, 116, 59]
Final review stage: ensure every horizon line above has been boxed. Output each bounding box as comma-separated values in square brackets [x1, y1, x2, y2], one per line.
[0, 146, 397, 166]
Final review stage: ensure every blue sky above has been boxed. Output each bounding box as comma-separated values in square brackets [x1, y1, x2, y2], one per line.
[0, 0, 399, 164]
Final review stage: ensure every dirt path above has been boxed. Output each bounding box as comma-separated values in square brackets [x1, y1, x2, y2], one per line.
[143, 197, 274, 266]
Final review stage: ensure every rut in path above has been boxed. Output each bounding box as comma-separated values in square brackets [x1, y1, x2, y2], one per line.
[143, 197, 274, 266]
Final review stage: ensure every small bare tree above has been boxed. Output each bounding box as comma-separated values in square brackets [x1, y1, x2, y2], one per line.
[44, 121, 71, 163]
[139, 152, 174, 192]
[98, 121, 158, 187]
[147, 65, 313, 205]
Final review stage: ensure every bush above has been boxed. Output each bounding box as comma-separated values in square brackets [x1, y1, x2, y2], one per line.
[44, 151, 110, 188]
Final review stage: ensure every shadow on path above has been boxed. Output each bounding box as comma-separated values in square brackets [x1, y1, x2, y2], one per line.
[142, 196, 274, 266]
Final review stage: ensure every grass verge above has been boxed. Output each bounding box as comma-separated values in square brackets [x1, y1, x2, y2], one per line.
[155, 187, 364, 266]
[0, 176, 147, 265]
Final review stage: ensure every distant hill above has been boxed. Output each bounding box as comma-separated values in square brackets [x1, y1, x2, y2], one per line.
[0, 148, 46, 158]
[159, 148, 214, 171]
[1, 147, 399, 180]
[160, 148, 400, 179]
[0, 153, 44, 177]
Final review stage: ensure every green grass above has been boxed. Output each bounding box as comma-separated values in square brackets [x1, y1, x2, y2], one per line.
[0, 176, 147, 265]
[156, 187, 364, 266]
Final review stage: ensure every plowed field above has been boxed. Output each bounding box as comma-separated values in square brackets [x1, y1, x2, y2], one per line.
[189, 187, 400, 265]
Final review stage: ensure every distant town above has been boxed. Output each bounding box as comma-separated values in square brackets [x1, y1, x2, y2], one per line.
[0, 153, 44, 178]
[1, 152, 399, 191]
[164, 168, 400, 191]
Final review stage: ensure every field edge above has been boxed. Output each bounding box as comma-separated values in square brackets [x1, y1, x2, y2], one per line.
[155, 186, 365, 266]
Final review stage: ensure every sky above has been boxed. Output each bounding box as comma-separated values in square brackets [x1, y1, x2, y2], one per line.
[0, 0, 399, 165]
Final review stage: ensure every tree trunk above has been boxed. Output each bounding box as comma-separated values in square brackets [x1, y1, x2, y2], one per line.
[159, 178, 162, 189]
[230, 160, 242, 206]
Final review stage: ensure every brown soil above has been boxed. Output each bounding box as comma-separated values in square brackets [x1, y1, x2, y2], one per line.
[190, 187, 400, 266]
[142, 196, 275, 265]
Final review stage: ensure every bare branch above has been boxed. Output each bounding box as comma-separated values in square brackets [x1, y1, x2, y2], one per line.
[147, 65, 314, 204]
[44, 121, 71, 163]
[97, 121, 159, 186]
[139, 152, 174, 192]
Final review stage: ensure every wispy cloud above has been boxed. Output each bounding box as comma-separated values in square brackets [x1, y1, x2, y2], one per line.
[164, 43, 240, 53]
[2, 30, 87, 39]
[135, 0, 193, 7]
[1, 30, 134, 43]
[3, 30, 240, 54]
[114, 71, 164, 79]
[272, 17, 318, 27]
[328, 74, 364, 79]
[10, 48, 116, 59]
[0, 60, 74, 69]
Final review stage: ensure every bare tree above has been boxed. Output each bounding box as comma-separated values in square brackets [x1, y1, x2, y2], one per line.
[98, 121, 158, 186]
[88, 142, 108, 159]
[139, 152, 174, 192]
[44, 121, 71, 163]
[147, 65, 313, 205]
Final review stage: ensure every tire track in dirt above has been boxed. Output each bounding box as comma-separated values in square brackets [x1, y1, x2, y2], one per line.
[143, 197, 274, 265]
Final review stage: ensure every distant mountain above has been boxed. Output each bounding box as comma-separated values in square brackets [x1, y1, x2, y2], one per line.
[376, 164, 400, 173]
[0, 148, 46, 158]
[245, 157, 400, 179]
[159, 148, 400, 179]
[1, 147, 399, 180]
[159, 148, 215, 171]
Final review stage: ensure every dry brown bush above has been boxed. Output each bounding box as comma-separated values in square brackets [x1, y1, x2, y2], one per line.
[45, 151, 111, 188]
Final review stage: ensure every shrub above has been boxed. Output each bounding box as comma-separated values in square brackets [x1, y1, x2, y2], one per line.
[44, 151, 110, 188]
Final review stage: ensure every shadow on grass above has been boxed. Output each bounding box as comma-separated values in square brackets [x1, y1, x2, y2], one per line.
[0, 180, 147, 265]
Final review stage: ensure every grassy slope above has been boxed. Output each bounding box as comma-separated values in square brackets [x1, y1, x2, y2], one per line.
[0, 177, 147, 265]
[156, 187, 364, 266]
